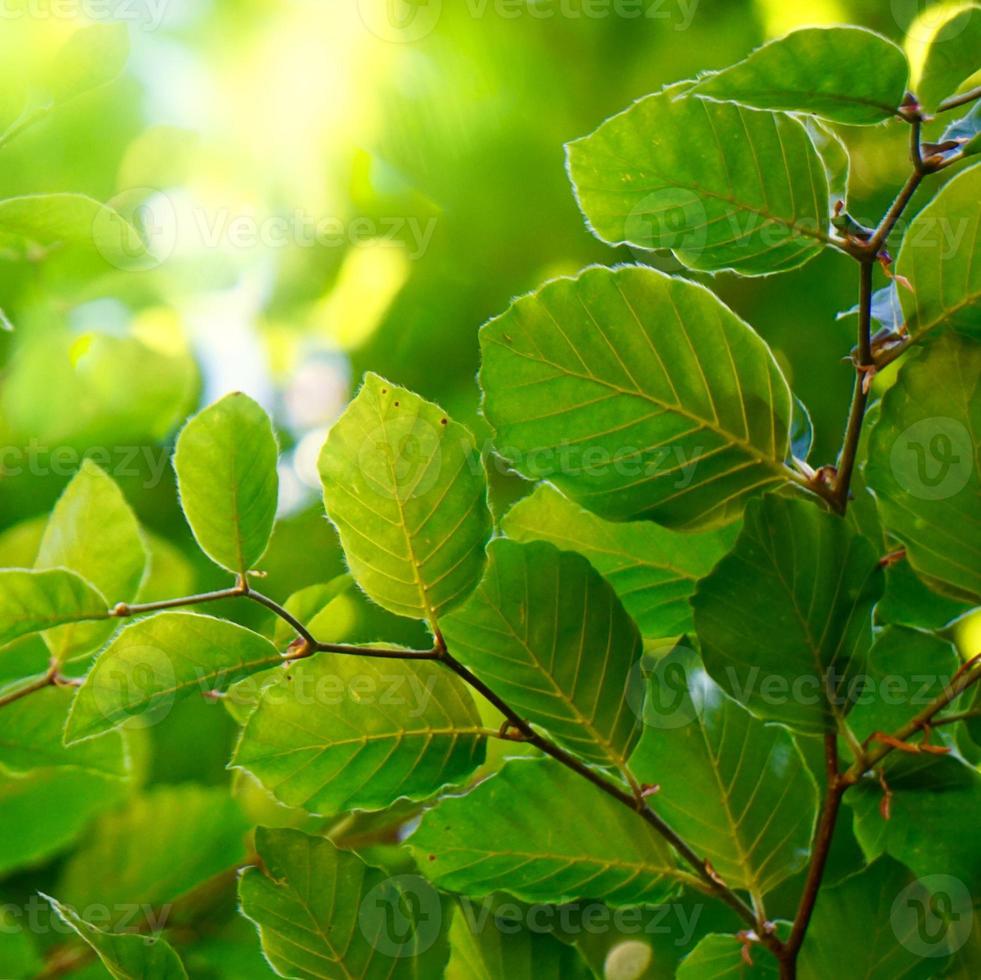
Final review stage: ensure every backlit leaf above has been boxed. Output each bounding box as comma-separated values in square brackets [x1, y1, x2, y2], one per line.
[895, 164, 980, 344]
[319, 373, 491, 623]
[239, 826, 449, 979]
[410, 758, 680, 907]
[907, 2, 981, 111]
[0, 568, 107, 649]
[36, 461, 147, 663]
[480, 265, 794, 529]
[46, 22, 130, 104]
[629, 650, 817, 897]
[691, 27, 908, 125]
[174, 392, 279, 575]
[44, 895, 188, 980]
[65, 612, 281, 743]
[231, 654, 486, 814]
[566, 93, 831, 275]
[442, 539, 642, 770]
[693, 495, 882, 735]
[502, 484, 735, 639]
[866, 333, 980, 603]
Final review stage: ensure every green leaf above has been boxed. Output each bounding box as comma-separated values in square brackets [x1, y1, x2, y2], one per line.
[941, 102, 981, 160]
[36, 461, 147, 663]
[0, 568, 107, 648]
[480, 266, 794, 528]
[502, 485, 735, 640]
[896, 165, 980, 345]
[271, 575, 354, 648]
[847, 756, 981, 893]
[239, 826, 449, 979]
[43, 895, 188, 980]
[65, 612, 281, 743]
[0, 905, 40, 980]
[231, 654, 486, 814]
[866, 333, 980, 603]
[410, 758, 680, 906]
[691, 27, 908, 125]
[447, 903, 593, 980]
[677, 934, 780, 978]
[57, 785, 248, 911]
[174, 392, 279, 575]
[46, 22, 130, 104]
[566, 93, 831, 276]
[0, 686, 128, 779]
[692, 495, 882, 735]
[844, 626, 960, 754]
[0, 193, 148, 266]
[319, 373, 491, 624]
[799, 857, 952, 979]
[442, 539, 642, 769]
[0, 768, 130, 877]
[908, 2, 981, 111]
[629, 650, 817, 897]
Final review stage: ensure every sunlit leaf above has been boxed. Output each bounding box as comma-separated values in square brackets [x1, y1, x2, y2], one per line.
[174, 392, 279, 576]
[57, 785, 248, 912]
[896, 164, 980, 344]
[480, 265, 794, 528]
[566, 92, 830, 275]
[0, 193, 148, 266]
[693, 495, 882, 735]
[447, 904, 593, 980]
[44, 894, 188, 980]
[691, 27, 908, 125]
[0, 687, 128, 779]
[501, 484, 735, 639]
[442, 539, 642, 769]
[239, 826, 450, 979]
[907, 2, 981, 111]
[231, 654, 486, 814]
[628, 649, 817, 897]
[411, 758, 680, 906]
[0, 568, 107, 648]
[65, 612, 281, 743]
[35, 461, 147, 663]
[866, 333, 980, 603]
[46, 22, 130, 104]
[319, 373, 491, 623]
[677, 933, 780, 978]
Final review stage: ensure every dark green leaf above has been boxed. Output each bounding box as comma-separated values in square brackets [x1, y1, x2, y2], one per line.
[566, 93, 831, 275]
[629, 650, 817, 897]
[319, 373, 491, 624]
[239, 827, 449, 979]
[480, 265, 794, 528]
[174, 392, 279, 575]
[442, 539, 642, 769]
[866, 333, 980, 603]
[693, 495, 882, 734]
[799, 857, 957, 978]
[231, 654, 486, 814]
[44, 894, 188, 980]
[65, 612, 281, 743]
[691, 27, 908, 125]
[35, 461, 147, 663]
[410, 758, 680, 906]
[0, 568, 107, 648]
[502, 484, 735, 639]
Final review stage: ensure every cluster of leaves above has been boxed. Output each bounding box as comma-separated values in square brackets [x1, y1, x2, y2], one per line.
[0, 12, 980, 980]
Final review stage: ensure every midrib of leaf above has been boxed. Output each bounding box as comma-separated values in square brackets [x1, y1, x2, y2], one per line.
[378, 401, 439, 631]
[712, 86, 899, 113]
[265, 886, 355, 980]
[483, 337, 788, 478]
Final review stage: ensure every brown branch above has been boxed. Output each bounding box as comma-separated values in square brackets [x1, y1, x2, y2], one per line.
[937, 85, 981, 114]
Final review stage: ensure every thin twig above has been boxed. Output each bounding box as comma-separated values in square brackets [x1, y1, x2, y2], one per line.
[937, 85, 981, 114]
